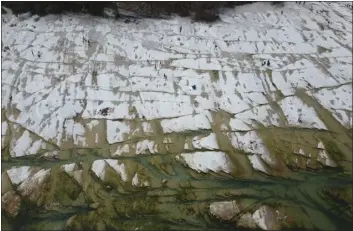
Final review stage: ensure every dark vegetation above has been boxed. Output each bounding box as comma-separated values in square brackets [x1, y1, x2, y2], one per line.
[2, 2, 118, 17]
[2, 1, 258, 22]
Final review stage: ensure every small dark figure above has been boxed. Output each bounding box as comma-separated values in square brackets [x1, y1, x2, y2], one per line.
[180, 26, 182, 33]
[298, 115, 302, 124]
[37, 51, 41, 58]
[281, 10, 283, 15]
[262, 61, 266, 66]
[164, 74, 167, 79]
[142, 115, 146, 120]
[125, 19, 130, 23]
[99, 107, 113, 116]
[267, 60, 270, 67]
[192, 85, 196, 90]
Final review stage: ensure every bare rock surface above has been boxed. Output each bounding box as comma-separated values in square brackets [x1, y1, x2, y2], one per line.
[1, 1, 352, 230]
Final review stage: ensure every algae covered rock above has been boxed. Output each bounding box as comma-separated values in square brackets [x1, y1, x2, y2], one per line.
[252, 205, 279, 230]
[1, 172, 14, 195]
[17, 169, 51, 206]
[237, 213, 258, 229]
[209, 200, 240, 221]
[2, 190, 21, 218]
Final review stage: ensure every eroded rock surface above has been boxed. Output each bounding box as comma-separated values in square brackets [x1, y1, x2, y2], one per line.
[2, 190, 21, 218]
[1, 2, 352, 230]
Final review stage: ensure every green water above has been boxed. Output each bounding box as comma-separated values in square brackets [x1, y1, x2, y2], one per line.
[2, 155, 352, 231]
[2, 92, 352, 230]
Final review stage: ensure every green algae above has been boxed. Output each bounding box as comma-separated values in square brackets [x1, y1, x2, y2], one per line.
[2, 88, 353, 231]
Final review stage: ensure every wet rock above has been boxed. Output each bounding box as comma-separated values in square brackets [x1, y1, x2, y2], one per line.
[66, 212, 106, 231]
[66, 214, 77, 228]
[323, 187, 353, 212]
[90, 202, 100, 209]
[103, 6, 119, 18]
[17, 12, 32, 21]
[237, 213, 258, 228]
[2, 190, 21, 218]
[1, 172, 14, 194]
[209, 200, 240, 221]
[252, 205, 279, 230]
[17, 169, 51, 205]
[113, 197, 157, 217]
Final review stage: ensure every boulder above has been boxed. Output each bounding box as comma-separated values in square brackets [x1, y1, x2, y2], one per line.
[209, 200, 240, 221]
[2, 190, 21, 218]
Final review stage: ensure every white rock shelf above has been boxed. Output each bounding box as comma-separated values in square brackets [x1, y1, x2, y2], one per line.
[1, 1, 352, 177]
